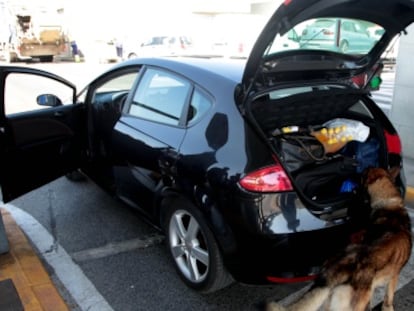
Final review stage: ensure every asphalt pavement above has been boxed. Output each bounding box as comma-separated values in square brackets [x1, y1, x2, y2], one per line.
[0, 61, 413, 309]
[1, 159, 413, 310]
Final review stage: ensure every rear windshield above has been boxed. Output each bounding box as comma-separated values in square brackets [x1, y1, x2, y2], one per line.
[266, 17, 384, 56]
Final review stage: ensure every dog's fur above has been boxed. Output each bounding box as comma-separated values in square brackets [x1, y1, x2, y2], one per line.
[266, 167, 412, 311]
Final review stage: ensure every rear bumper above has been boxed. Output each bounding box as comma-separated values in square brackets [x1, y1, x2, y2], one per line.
[219, 190, 359, 285]
[19, 44, 62, 57]
[223, 221, 352, 285]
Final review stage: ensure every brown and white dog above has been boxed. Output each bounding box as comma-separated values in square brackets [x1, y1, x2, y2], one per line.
[266, 167, 412, 311]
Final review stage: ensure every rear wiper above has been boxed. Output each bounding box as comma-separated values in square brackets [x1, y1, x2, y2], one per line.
[299, 28, 327, 48]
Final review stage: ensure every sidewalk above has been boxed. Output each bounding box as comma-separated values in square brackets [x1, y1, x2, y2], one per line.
[0, 208, 69, 311]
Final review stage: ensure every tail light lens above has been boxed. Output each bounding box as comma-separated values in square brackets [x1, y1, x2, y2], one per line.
[384, 130, 402, 155]
[239, 164, 293, 192]
[238, 42, 244, 53]
[323, 29, 334, 35]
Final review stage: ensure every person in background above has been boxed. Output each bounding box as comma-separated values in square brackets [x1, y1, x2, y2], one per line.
[115, 38, 123, 60]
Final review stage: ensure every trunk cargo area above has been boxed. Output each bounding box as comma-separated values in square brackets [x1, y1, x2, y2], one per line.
[249, 87, 386, 213]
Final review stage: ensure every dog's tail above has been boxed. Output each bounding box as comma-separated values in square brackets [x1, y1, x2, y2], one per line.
[266, 287, 330, 311]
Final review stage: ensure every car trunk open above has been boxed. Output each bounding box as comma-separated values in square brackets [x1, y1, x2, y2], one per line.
[245, 84, 389, 218]
[238, 0, 414, 220]
[242, 0, 414, 89]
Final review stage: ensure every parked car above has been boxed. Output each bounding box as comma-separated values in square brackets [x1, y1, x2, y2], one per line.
[1, 0, 413, 293]
[124, 35, 193, 59]
[210, 28, 300, 59]
[299, 18, 377, 53]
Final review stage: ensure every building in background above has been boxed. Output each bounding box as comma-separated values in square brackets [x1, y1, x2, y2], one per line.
[60, 0, 281, 61]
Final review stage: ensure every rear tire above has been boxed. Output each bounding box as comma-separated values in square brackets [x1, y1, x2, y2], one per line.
[163, 197, 233, 293]
[39, 55, 54, 62]
[339, 41, 349, 53]
[65, 170, 87, 182]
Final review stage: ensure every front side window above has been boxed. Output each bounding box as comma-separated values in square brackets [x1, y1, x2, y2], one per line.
[85, 68, 139, 112]
[95, 73, 138, 95]
[129, 68, 191, 126]
[4, 73, 73, 115]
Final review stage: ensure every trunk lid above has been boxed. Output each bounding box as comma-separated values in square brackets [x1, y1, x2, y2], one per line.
[242, 0, 414, 96]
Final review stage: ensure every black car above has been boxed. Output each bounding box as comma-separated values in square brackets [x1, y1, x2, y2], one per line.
[1, 0, 413, 293]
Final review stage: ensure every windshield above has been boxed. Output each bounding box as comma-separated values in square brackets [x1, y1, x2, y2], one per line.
[266, 18, 383, 56]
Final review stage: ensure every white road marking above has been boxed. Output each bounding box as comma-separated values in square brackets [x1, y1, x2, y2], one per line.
[71, 235, 164, 262]
[3, 204, 413, 310]
[3, 203, 114, 311]
[278, 209, 414, 308]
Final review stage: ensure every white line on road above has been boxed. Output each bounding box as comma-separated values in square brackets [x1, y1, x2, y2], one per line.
[71, 234, 164, 262]
[3, 203, 114, 311]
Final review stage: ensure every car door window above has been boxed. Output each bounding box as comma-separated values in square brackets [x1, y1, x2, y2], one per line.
[94, 72, 138, 95]
[342, 21, 354, 32]
[87, 70, 139, 137]
[129, 68, 191, 126]
[4, 73, 73, 115]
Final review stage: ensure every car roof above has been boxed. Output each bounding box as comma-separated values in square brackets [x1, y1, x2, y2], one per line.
[113, 57, 245, 89]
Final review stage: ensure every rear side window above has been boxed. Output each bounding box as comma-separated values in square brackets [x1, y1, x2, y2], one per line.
[129, 68, 191, 126]
[187, 88, 212, 125]
[342, 21, 356, 32]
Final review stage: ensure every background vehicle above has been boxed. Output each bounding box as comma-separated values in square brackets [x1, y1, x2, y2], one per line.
[0, 0, 15, 62]
[299, 18, 377, 53]
[125, 35, 193, 59]
[0, 0, 412, 294]
[0, 1, 66, 62]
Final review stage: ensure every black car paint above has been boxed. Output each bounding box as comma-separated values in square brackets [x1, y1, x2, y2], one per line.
[76, 58, 374, 284]
[0, 57, 402, 284]
[1, 0, 413, 287]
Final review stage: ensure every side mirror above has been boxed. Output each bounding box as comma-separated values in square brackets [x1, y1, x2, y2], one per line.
[36, 94, 63, 107]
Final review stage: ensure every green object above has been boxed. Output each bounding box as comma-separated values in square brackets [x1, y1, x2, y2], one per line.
[370, 75, 382, 89]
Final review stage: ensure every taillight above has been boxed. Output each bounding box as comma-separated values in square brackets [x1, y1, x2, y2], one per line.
[239, 165, 293, 192]
[384, 130, 402, 155]
[238, 42, 244, 53]
[323, 29, 334, 35]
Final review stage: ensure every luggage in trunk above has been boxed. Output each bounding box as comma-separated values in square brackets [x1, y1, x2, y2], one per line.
[249, 87, 384, 206]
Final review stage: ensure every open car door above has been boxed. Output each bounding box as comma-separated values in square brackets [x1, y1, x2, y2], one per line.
[0, 66, 86, 202]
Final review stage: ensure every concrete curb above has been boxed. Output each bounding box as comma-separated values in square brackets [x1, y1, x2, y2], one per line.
[0, 208, 69, 311]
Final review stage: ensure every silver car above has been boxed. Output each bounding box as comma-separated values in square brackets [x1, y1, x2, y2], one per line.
[299, 18, 377, 53]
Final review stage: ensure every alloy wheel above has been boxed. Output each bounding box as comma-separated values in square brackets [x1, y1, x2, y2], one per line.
[168, 209, 209, 283]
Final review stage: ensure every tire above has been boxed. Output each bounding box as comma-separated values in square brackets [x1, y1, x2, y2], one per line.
[339, 41, 349, 53]
[39, 55, 53, 62]
[65, 170, 87, 182]
[163, 197, 233, 293]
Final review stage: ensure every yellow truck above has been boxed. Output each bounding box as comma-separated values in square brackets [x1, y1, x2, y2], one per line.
[1, 2, 67, 62]
[14, 11, 67, 62]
